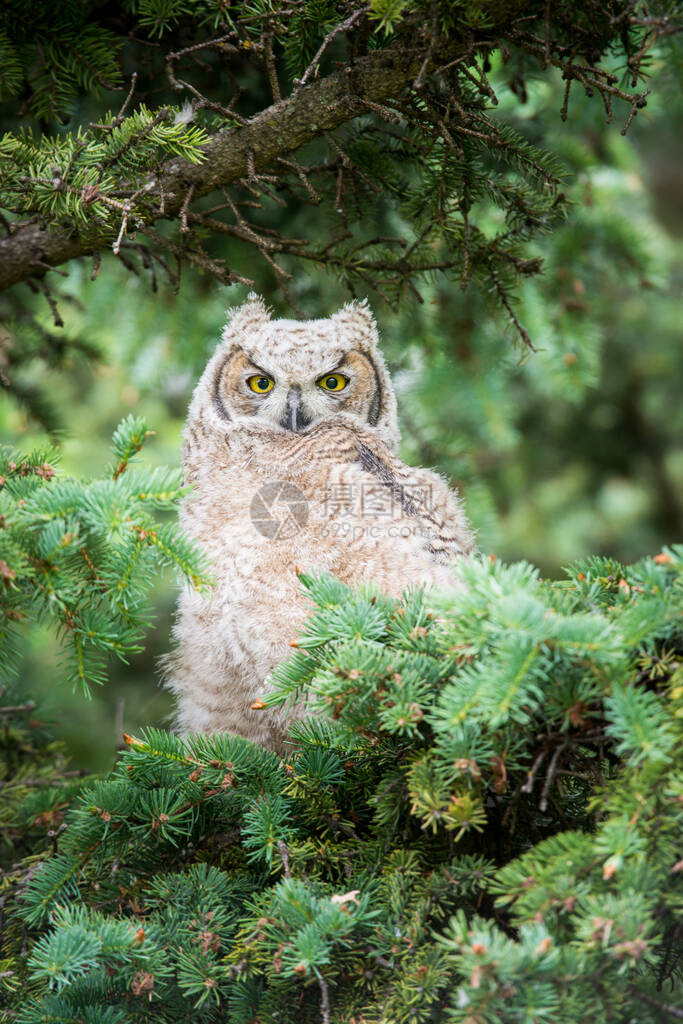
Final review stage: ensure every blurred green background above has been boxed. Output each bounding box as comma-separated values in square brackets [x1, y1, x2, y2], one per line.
[1, 59, 681, 770]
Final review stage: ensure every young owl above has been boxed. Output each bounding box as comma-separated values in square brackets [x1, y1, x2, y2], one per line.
[164, 294, 474, 753]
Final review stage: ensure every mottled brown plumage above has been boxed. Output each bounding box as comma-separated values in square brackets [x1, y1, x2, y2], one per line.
[164, 295, 475, 752]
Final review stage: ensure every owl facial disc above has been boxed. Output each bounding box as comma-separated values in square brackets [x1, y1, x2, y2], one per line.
[195, 294, 401, 452]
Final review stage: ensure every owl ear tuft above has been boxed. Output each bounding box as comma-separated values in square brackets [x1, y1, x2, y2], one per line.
[332, 298, 377, 338]
[222, 293, 271, 341]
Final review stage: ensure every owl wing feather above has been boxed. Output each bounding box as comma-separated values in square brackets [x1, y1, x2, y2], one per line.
[354, 437, 475, 564]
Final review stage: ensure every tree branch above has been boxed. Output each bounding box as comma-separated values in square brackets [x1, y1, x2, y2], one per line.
[0, 25, 501, 293]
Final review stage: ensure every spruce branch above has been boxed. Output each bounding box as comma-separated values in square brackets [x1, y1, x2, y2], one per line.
[1, 0, 667, 296]
[1, 549, 681, 1019]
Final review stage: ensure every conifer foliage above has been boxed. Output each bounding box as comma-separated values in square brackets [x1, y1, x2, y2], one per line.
[0, 1, 677, 342]
[0, 415, 207, 695]
[1, 551, 680, 1022]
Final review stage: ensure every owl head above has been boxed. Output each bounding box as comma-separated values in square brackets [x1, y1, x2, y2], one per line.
[189, 293, 399, 450]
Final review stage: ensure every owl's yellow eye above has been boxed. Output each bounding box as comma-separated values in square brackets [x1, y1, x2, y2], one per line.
[247, 375, 274, 394]
[318, 373, 348, 392]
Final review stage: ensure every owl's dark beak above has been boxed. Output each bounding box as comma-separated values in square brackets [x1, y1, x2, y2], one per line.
[282, 386, 311, 432]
